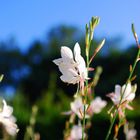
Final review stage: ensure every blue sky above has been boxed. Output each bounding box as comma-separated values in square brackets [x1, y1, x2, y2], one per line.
[0, 0, 140, 51]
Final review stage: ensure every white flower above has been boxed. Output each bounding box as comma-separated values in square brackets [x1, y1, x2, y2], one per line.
[124, 123, 137, 140]
[53, 43, 87, 84]
[70, 97, 89, 119]
[107, 83, 136, 105]
[70, 125, 83, 140]
[0, 100, 18, 136]
[126, 128, 137, 140]
[88, 97, 107, 114]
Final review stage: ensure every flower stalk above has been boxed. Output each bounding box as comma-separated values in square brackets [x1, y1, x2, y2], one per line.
[53, 16, 106, 140]
[82, 16, 100, 140]
[105, 23, 140, 140]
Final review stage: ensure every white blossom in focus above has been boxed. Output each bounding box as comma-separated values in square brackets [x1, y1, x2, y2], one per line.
[53, 43, 87, 84]
[88, 97, 107, 114]
[70, 125, 83, 140]
[70, 97, 88, 119]
[107, 83, 136, 105]
[0, 100, 18, 136]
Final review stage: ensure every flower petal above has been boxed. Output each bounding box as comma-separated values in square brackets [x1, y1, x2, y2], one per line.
[2, 100, 13, 117]
[126, 92, 135, 101]
[61, 46, 73, 63]
[60, 70, 79, 84]
[52, 58, 63, 66]
[122, 83, 132, 98]
[115, 85, 121, 97]
[74, 42, 81, 56]
[90, 97, 107, 113]
[71, 125, 83, 139]
[74, 43, 87, 78]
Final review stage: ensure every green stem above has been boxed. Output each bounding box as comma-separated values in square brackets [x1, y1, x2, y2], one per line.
[105, 48, 140, 140]
[82, 105, 86, 140]
[82, 40, 91, 140]
[82, 66, 89, 140]
[105, 111, 118, 140]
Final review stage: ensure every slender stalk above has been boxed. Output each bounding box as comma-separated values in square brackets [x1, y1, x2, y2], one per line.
[105, 48, 140, 140]
[82, 61, 89, 140]
[105, 111, 118, 140]
[82, 40, 91, 140]
[82, 17, 100, 139]
[82, 104, 86, 140]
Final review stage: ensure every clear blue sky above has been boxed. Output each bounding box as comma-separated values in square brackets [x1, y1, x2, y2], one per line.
[0, 0, 140, 51]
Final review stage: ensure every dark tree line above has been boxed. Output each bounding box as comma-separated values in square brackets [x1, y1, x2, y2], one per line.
[0, 25, 139, 103]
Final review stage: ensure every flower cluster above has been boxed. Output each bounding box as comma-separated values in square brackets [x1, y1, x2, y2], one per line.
[70, 96, 107, 119]
[108, 83, 136, 105]
[0, 16, 139, 140]
[53, 41, 106, 139]
[0, 100, 18, 136]
[53, 18, 140, 140]
[105, 82, 137, 140]
[107, 82, 137, 118]
[53, 43, 87, 85]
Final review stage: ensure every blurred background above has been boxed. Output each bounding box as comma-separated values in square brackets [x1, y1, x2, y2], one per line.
[0, 0, 140, 139]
